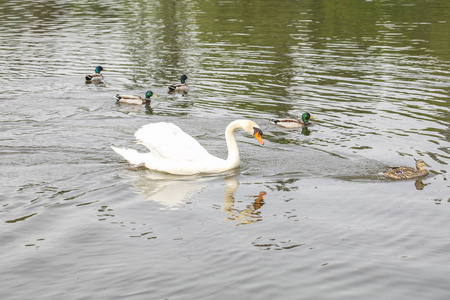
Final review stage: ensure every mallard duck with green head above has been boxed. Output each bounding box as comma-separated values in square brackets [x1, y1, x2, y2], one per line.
[115, 90, 157, 105]
[383, 159, 431, 180]
[270, 112, 316, 128]
[85, 66, 106, 82]
[168, 74, 189, 92]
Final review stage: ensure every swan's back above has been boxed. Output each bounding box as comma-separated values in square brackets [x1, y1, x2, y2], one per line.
[135, 122, 211, 161]
[112, 120, 263, 175]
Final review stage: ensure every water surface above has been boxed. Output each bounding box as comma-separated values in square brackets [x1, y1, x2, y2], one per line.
[1, 0, 449, 299]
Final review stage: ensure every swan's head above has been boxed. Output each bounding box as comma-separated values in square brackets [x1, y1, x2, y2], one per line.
[95, 66, 105, 74]
[242, 120, 264, 145]
[228, 120, 264, 145]
[181, 74, 188, 84]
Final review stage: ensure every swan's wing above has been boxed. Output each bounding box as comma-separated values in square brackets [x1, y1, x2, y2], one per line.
[135, 122, 212, 161]
[111, 146, 152, 165]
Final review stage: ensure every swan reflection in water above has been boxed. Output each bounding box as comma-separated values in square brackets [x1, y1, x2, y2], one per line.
[222, 177, 266, 225]
[129, 171, 266, 225]
[130, 170, 210, 208]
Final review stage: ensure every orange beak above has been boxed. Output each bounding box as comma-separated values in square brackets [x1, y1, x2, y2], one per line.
[254, 131, 264, 145]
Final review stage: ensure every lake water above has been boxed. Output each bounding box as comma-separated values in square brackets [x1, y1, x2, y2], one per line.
[1, 0, 449, 299]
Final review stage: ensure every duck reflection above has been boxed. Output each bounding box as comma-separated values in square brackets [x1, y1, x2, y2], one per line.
[414, 180, 430, 190]
[300, 126, 311, 136]
[130, 172, 266, 224]
[222, 178, 266, 226]
[144, 102, 153, 114]
[168, 89, 189, 97]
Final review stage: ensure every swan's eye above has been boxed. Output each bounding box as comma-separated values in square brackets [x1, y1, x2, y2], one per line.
[253, 127, 263, 136]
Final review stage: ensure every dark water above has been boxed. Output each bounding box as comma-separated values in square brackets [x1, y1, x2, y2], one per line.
[1, 0, 449, 299]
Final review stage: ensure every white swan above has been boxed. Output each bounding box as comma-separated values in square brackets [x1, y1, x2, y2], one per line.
[111, 120, 264, 175]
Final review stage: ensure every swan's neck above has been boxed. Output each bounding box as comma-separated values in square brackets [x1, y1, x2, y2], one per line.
[224, 120, 245, 168]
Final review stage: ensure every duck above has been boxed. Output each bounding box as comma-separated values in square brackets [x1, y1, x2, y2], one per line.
[115, 90, 156, 105]
[85, 66, 106, 82]
[270, 112, 315, 128]
[168, 74, 189, 92]
[111, 120, 264, 175]
[383, 159, 431, 180]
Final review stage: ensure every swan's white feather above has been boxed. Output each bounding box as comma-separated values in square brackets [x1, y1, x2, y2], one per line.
[110, 147, 150, 165]
[135, 122, 213, 161]
[112, 120, 262, 175]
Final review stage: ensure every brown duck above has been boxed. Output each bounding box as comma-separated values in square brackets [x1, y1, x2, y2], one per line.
[383, 159, 431, 179]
